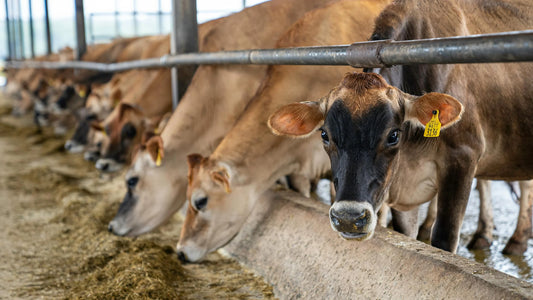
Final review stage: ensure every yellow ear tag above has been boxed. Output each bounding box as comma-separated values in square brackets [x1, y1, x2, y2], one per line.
[78, 90, 86, 98]
[424, 110, 441, 137]
[154, 128, 160, 134]
[156, 149, 162, 166]
[101, 129, 107, 137]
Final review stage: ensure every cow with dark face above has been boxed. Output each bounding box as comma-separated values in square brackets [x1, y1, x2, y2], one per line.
[269, 72, 533, 253]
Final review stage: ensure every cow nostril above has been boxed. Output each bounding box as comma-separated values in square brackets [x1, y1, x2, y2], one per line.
[177, 251, 189, 264]
[107, 223, 113, 233]
[101, 163, 109, 171]
[331, 214, 340, 227]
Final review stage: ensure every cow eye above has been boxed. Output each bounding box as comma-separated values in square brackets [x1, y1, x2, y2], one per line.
[320, 128, 329, 145]
[193, 197, 208, 211]
[386, 129, 400, 146]
[127, 176, 139, 188]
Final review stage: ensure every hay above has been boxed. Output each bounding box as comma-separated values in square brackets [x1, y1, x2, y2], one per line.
[0, 93, 276, 299]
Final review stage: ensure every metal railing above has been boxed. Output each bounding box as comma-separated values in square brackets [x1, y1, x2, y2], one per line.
[6, 30, 533, 71]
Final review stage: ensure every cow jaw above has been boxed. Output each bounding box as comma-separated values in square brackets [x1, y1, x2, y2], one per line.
[109, 151, 187, 237]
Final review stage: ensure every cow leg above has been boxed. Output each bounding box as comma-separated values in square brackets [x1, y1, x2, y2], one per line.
[432, 161, 475, 253]
[417, 196, 437, 241]
[287, 174, 311, 198]
[391, 208, 419, 239]
[503, 180, 533, 255]
[377, 203, 390, 228]
[467, 180, 494, 250]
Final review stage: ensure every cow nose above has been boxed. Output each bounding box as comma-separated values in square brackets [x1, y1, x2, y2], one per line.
[107, 223, 113, 233]
[65, 141, 72, 150]
[177, 251, 189, 264]
[330, 207, 369, 233]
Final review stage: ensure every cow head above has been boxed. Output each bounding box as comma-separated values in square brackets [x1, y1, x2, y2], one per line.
[268, 72, 463, 241]
[107, 134, 186, 236]
[95, 103, 146, 173]
[177, 154, 254, 263]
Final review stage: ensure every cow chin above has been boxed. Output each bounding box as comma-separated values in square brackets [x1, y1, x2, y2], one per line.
[329, 201, 377, 241]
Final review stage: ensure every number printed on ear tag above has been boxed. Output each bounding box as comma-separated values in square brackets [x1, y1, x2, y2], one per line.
[424, 110, 441, 138]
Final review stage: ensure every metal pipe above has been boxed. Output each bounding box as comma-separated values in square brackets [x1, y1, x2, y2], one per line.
[28, 0, 35, 58]
[4, 0, 12, 60]
[43, 0, 51, 54]
[6, 30, 533, 71]
[75, 0, 87, 60]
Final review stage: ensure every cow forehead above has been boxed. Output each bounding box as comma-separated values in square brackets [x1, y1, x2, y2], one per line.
[326, 84, 396, 119]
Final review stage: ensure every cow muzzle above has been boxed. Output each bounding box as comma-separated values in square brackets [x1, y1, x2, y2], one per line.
[329, 200, 376, 241]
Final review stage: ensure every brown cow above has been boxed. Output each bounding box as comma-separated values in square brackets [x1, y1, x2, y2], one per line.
[176, 0, 390, 263]
[269, 69, 532, 253]
[93, 69, 172, 172]
[107, 0, 337, 237]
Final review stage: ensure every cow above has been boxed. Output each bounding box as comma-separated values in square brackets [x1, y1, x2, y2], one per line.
[93, 69, 173, 172]
[65, 70, 142, 154]
[175, 0, 391, 263]
[269, 65, 532, 253]
[107, 0, 338, 237]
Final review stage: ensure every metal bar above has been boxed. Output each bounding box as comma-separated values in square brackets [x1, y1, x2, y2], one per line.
[4, 0, 12, 60]
[16, 0, 24, 58]
[171, 0, 198, 109]
[28, 0, 35, 58]
[43, 0, 51, 54]
[6, 30, 533, 71]
[75, 0, 86, 60]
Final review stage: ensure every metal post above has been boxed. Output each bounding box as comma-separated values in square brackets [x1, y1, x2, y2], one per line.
[75, 0, 86, 60]
[4, 0, 12, 60]
[16, 0, 24, 58]
[43, 0, 51, 54]
[170, 0, 198, 109]
[28, 0, 35, 58]
[8, 0, 17, 59]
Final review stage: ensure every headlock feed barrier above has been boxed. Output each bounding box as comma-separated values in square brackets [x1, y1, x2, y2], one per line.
[5, 30, 533, 71]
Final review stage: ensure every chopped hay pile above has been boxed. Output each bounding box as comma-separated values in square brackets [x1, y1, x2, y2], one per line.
[0, 93, 275, 299]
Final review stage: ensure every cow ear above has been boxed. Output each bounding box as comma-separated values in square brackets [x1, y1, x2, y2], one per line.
[146, 135, 164, 166]
[268, 101, 324, 138]
[187, 154, 204, 182]
[211, 167, 231, 194]
[111, 89, 122, 105]
[406, 92, 464, 128]
[118, 103, 141, 120]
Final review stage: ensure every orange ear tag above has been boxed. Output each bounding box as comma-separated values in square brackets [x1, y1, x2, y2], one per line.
[424, 110, 441, 137]
[156, 149, 162, 166]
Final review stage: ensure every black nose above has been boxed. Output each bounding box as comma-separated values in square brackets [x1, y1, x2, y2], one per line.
[177, 251, 189, 264]
[101, 163, 109, 171]
[330, 207, 369, 232]
[107, 223, 113, 233]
